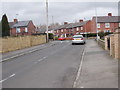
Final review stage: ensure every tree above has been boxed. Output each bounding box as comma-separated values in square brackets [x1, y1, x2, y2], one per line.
[1, 14, 10, 37]
[0, 21, 2, 37]
[98, 31, 105, 39]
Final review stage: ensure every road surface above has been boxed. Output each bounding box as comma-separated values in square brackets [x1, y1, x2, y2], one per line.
[2, 41, 85, 88]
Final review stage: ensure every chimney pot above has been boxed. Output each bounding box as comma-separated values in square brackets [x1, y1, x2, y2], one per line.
[79, 19, 83, 22]
[108, 13, 112, 16]
[64, 22, 68, 25]
[14, 19, 18, 23]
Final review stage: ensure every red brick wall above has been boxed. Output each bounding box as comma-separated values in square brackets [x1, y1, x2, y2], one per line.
[91, 17, 97, 33]
[91, 17, 119, 33]
[97, 23, 118, 32]
[86, 20, 92, 33]
[27, 21, 36, 35]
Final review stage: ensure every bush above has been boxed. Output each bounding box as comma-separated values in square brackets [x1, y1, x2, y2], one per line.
[98, 31, 113, 39]
[82, 33, 97, 37]
[48, 33, 54, 39]
[98, 31, 105, 39]
[54, 36, 59, 40]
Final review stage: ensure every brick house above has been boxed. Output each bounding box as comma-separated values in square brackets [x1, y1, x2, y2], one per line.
[53, 20, 92, 37]
[9, 19, 36, 36]
[91, 13, 120, 33]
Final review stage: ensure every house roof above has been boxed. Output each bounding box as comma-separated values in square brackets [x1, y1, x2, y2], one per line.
[9, 22, 15, 28]
[9, 20, 31, 28]
[51, 21, 88, 31]
[66, 21, 88, 29]
[93, 16, 120, 23]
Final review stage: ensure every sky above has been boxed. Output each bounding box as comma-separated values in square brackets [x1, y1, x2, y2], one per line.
[0, 1, 119, 26]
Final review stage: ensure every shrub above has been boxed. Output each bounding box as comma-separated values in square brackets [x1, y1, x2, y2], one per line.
[82, 33, 97, 37]
[48, 33, 54, 39]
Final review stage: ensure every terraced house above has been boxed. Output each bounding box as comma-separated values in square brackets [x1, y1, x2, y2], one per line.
[91, 13, 120, 33]
[9, 19, 36, 36]
[51, 13, 120, 38]
[53, 20, 91, 37]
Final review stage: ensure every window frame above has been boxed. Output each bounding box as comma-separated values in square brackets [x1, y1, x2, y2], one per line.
[16, 28, 21, 33]
[97, 23, 100, 28]
[76, 27, 79, 31]
[105, 23, 110, 28]
[81, 27, 83, 30]
[25, 27, 28, 32]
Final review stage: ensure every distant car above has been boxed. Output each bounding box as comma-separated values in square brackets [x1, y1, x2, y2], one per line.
[72, 35, 86, 45]
[58, 37, 66, 41]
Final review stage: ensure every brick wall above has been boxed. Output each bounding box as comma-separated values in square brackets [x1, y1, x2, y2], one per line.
[98, 39, 105, 49]
[105, 29, 120, 60]
[114, 31, 120, 59]
[110, 35, 115, 57]
[0, 35, 46, 53]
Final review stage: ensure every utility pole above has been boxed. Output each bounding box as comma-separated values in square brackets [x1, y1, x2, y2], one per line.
[52, 16, 54, 25]
[16, 14, 18, 36]
[95, 8, 99, 41]
[84, 18, 87, 39]
[46, 0, 49, 42]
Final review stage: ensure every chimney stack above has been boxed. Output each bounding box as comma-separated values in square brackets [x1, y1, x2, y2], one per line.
[14, 19, 18, 23]
[64, 22, 68, 25]
[79, 19, 83, 22]
[108, 13, 112, 16]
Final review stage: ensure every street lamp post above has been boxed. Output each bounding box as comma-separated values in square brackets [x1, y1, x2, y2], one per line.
[46, 0, 49, 42]
[16, 14, 18, 36]
[84, 18, 87, 39]
[95, 8, 99, 41]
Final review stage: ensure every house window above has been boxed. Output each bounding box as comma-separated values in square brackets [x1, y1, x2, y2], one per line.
[81, 27, 83, 30]
[105, 23, 110, 28]
[61, 29, 63, 32]
[16, 28, 20, 33]
[76, 27, 79, 31]
[119, 23, 120, 27]
[25, 28, 28, 32]
[97, 23, 100, 28]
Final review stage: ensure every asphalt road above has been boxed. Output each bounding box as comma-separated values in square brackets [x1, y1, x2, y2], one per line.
[2, 41, 85, 88]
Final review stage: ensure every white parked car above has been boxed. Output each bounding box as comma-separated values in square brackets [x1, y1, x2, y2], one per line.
[72, 35, 86, 45]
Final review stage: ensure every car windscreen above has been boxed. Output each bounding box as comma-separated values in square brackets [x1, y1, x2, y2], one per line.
[73, 36, 83, 38]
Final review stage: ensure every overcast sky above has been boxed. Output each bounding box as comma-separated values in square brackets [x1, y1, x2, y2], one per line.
[0, 1, 119, 26]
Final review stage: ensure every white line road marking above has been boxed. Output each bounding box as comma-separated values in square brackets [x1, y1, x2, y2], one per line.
[73, 45, 86, 88]
[38, 59, 44, 62]
[43, 57, 47, 59]
[0, 73, 16, 83]
[34, 56, 48, 64]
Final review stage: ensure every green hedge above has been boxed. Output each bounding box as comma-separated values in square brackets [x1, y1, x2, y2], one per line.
[82, 32, 113, 38]
[82, 33, 97, 37]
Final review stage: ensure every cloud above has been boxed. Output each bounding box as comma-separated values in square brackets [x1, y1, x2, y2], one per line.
[0, 2, 118, 25]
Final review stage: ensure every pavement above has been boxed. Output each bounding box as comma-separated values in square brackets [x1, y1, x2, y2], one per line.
[74, 39, 118, 88]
